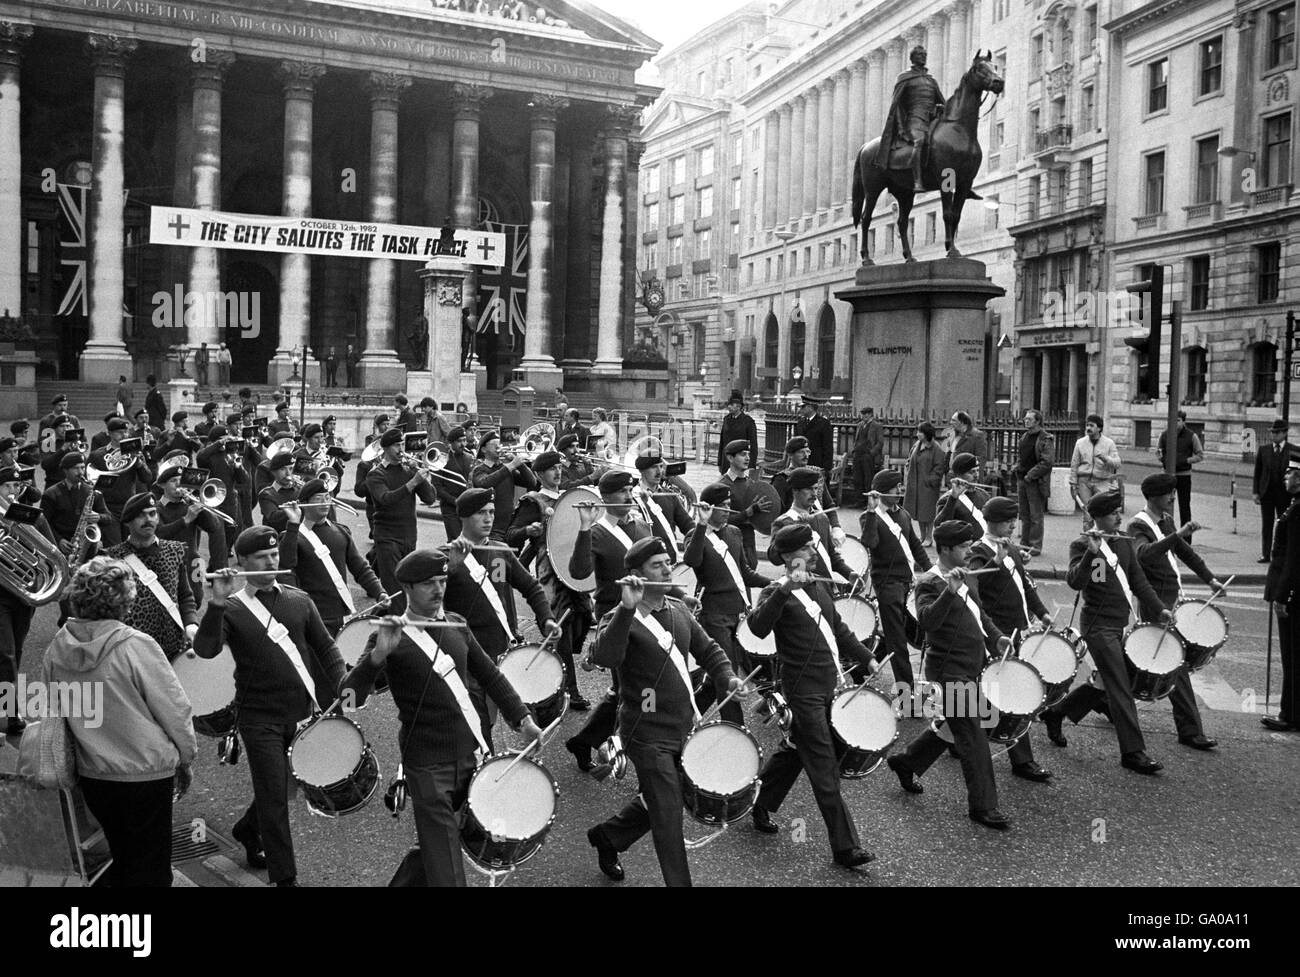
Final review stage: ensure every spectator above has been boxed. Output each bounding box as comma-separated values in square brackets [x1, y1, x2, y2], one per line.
[947, 410, 988, 480]
[1156, 409, 1204, 525]
[41, 556, 198, 886]
[717, 390, 758, 474]
[325, 346, 339, 388]
[116, 375, 133, 418]
[904, 421, 946, 546]
[1254, 419, 1295, 563]
[851, 406, 883, 504]
[394, 394, 419, 433]
[145, 375, 167, 431]
[421, 397, 453, 442]
[1069, 413, 1122, 528]
[1015, 409, 1055, 557]
[217, 342, 232, 386]
[345, 345, 360, 387]
[556, 408, 590, 452]
[589, 407, 617, 458]
[194, 342, 210, 387]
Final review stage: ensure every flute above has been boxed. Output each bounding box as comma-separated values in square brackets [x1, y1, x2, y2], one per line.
[204, 570, 294, 581]
[364, 615, 469, 629]
[614, 578, 684, 588]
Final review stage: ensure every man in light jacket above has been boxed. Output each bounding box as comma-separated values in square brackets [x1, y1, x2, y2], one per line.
[1069, 413, 1121, 528]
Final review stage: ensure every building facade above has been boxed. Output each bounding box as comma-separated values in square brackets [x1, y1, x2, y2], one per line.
[0, 0, 656, 391]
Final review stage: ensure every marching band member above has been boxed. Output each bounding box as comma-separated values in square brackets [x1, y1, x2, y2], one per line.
[434, 426, 475, 541]
[766, 466, 858, 583]
[683, 483, 773, 725]
[38, 393, 81, 443]
[41, 450, 111, 557]
[9, 421, 44, 475]
[1040, 491, 1171, 774]
[153, 464, 230, 591]
[557, 433, 598, 490]
[935, 452, 991, 534]
[104, 492, 199, 662]
[471, 429, 539, 541]
[771, 436, 840, 525]
[858, 469, 931, 688]
[266, 400, 294, 437]
[0, 465, 57, 734]
[39, 418, 76, 483]
[197, 430, 249, 532]
[89, 411, 119, 452]
[195, 526, 347, 886]
[194, 401, 222, 439]
[258, 452, 300, 523]
[720, 439, 772, 569]
[584, 536, 744, 886]
[886, 521, 1014, 829]
[274, 478, 386, 636]
[354, 414, 392, 540]
[89, 419, 155, 522]
[747, 523, 877, 868]
[291, 422, 327, 479]
[366, 428, 437, 595]
[154, 411, 202, 465]
[238, 414, 261, 528]
[507, 449, 590, 709]
[965, 497, 1055, 782]
[320, 415, 351, 495]
[341, 550, 543, 887]
[634, 453, 692, 562]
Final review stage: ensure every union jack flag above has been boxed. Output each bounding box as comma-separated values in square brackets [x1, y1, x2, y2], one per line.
[56, 183, 89, 317]
[475, 221, 528, 340]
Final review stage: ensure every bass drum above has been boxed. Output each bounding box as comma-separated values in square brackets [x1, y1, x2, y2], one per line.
[547, 486, 601, 593]
[171, 644, 237, 738]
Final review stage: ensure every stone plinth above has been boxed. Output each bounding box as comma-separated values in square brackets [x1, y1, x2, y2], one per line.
[420, 255, 477, 404]
[835, 257, 1004, 416]
[0, 347, 38, 418]
[167, 376, 198, 418]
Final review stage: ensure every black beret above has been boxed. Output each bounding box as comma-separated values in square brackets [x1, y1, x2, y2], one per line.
[1141, 472, 1178, 498]
[700, 483, 731, 507]
[275, 402, 289, 412]
[531, 450, 563, 472]
[456, 487, 494, 518]
[120, 492, 156, 525]
[983, 496, 1018, 522]
[933, 520, 977, 548]
[0, 466, 19, 483]
[323, 415, 337, 425]
[447, 426, 466, 442]
[154, 465, 183, 486]
[623, 536, 667, 572]
[950, 452, 978, 476]
[556, 433, 579, 451]
[634, 453, 662, 471]
[872, 469, 902, 494]
[396, 549, 448, 583]
[226, 413, 243, 425]
[269, 452, 294, 471]
[300, 423, 322, 440]
[373, 412, 390, 426]
[171, 411, 188, 424]
[479, 428, 500, 445]
[724, 439, 750, 456]
[0, 438, 15, 453]
[51, 395, 67, 405]
[379, 428, 404, 448]
[60, 452, 85, 469]
[234, 525, 279, 557]
[10, 420, 30, 433]
[241, 404, 256, 416]
[599, 470, 635, 494]
[773, 522, 814, 555]
[1085, 489, 1124, 518]
[785, 436, 809, 454]
[106, 417, 129, 432]
[787, 466, 821, 491]
[203, 401, 218, 413]
[298, 478, 329, 502]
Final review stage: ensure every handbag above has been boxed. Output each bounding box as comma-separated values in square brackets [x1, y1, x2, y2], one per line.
[16, 718, 78, 791]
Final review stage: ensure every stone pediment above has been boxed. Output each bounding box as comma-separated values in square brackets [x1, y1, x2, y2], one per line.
[641, 97, 723, 137]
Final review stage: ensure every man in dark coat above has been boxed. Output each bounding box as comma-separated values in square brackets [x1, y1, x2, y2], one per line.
[795, 394, 835, 473]
[852, 407, 883, 505]
[717, 391, 758, 475]
[1015, 409, 1055, 556]
[1254, 419, 1294, 562]
[1264, 450, 1300, 732]
[874, 45, 946, 191]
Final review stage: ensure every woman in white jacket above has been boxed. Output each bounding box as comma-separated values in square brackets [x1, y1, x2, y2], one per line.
[43, 556, 198, 886]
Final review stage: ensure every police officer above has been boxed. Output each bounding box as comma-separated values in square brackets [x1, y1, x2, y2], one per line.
[1264, 450, 1300, 732]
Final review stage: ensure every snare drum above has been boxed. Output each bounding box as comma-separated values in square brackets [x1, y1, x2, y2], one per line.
[497, 644, 568, 727]
[335, 618, 389, 695]
[1015, 626, 1084, 708]
[979, 658, 1046, 746]
[1122, 624, 1185, 701]
[288, 715, 381, 817]
[828, 685, 899, 777]
[461, 752, 559, 870]
[671, 562, 699, 597]
[834, 595, 881, 651]
[736, 615, 778, 660]
[171, 644, 237, 737]
[679, 721, 763, 825]
[1172, 598, 1229, 672]
[838, 535, 871, 578]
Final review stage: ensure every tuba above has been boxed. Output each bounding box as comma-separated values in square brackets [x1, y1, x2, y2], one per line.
[0, 496, 70, 606]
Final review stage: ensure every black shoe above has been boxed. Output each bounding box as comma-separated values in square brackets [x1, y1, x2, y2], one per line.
[1261, 716, 1296, 732]
[587, 826, 624, 881]
[752, 806, 780, 834]
[1043, 709, 1068, 748]
[833, 847, 876, 868]
[275, 878, 298, 887]
[1258, 557, 1271, 564]
[231, 822, 267, 870]
[1012, 761, 1053, 782]
[1121, 751, 1163, 775]
[1178, 734, 1218, 751]
[566, 736, 595, 773]
[970, 808, 1011, 830]
[887, 755, 923, 794]
[5, 716, 27, 736]
[568, 694, 591, 711]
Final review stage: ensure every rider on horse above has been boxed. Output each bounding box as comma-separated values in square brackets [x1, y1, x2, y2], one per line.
[874, 46, 945, 192]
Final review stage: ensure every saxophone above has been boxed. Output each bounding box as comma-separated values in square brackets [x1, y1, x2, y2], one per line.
[70, 480, 102, 567]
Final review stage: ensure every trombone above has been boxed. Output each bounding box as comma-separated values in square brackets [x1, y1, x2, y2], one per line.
[400, 446, 468, 487]
[279, 497, 359, 517]
[178, 479, 236, 526]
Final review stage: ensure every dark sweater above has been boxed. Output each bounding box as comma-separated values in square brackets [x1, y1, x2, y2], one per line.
[279, 519, 385, 622]
[1065, 536, 1166, 630]
[748, 582, 874, 693]
[966, 538, 1048, 633]
[366, 459, 437, 546]
[858, 506, 932, 584]
[442, 542, 554, 659]
[471, 460, 539, 538]
[682, 524, 771, 618]
[570, 519, 653, 617]
[1127, 511, 1214, 609]
[913, 569, 1003, 680]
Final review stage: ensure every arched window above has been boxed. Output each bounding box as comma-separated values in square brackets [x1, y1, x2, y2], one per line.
[1252, 342, 1278, 406]
[817, 306, 836, 389]
[1183, 346, 1207, 404]
[789, 320, 805, 381]
[763, 312, 778, 392]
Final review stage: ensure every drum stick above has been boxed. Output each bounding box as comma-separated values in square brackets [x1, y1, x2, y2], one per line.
[204, 570, 294, 580]
[493, 715, 564, 783]
[695, 665, 764, 727]
[527, 609, 572, 668]
[1001, 629, 1018, 664]
[1194, 574, 1236, 616]
[841, 652, 895, 704]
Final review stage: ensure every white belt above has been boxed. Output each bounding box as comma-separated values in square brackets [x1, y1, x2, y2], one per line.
[464, 549, 513, 639]
[124, 553, 184, 632]
[634, 608, 699, 720]
[406, 626, 488, 755]
[232, 589, 319, 710]
[299, 523, 355, 613]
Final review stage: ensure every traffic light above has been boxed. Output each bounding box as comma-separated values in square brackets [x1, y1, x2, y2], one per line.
[1124, 264, 1164, 401]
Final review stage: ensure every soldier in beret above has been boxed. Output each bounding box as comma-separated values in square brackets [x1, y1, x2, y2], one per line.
[366, 428, 437, 595]
[720, 439, 773, 569]
[194, 401, 221, 440]
[258, 452, 301, 524]
[557, 432, 598, 490]
[41, 450, 112, 557]
[935, 452, 991, 537]
[633, 453, 693, 562]
[766, 466, 858, 584]
[771, 436, 841, 528]
[153, 463, 229, 602]
[471, 429, 539, 540]
[197, 431, 249, 533]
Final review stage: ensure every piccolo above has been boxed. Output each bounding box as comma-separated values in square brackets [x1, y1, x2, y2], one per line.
[693, 503, 740, 515]
[614, 578, 684, 588]
[204, 570, 294, 580]
[951, 479, 998, 491]
[1084, 530, 1134, 539]
[447, 541, 517, 552]
[364, 615, 469, 629]
[778, 574, 838, 585]
[575, 501, 623, 509]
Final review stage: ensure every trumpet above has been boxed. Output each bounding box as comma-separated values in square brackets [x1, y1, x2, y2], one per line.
[178, 479, 236, 526]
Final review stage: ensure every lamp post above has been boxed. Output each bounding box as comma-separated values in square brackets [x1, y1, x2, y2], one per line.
[791, 364, 804, 404]
[774, 228, 797, 398]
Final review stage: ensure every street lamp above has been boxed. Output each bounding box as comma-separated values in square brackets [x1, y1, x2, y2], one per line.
[774, 228, 797, 397]
[1216, 145, 1257, 160]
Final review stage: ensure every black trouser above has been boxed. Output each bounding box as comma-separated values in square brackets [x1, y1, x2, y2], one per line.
[79, 776, 175, 886]
[595, 737, 692, 887]
[1276, 602, 1298, 725]
[441, 509, 462, 544]
[852, 456, 878, 504]
[755, 682, 861, 856]
[874, 579, 915, 689]
[1018, 477, 1048, 552]
[895, 716, 1000, 813]
[0, 594, 34, 718]
[1048, 624, 1145, 756]
[389, 753, 477, 887]
[234, 722, 299, 885]
[372, 537, 414, 600]
[1175, 474, 1192, 525]
[1261, 496, 1284, 560]
[698, 612, 745, 726]
[570, 602, 619, 748]
[550, 591, 591, 697]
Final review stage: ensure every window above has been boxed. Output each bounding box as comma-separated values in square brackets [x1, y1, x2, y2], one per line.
[1051, 168, 1068, 213]
[990, 120, 1003, 156]
[697, 186, 713, 219]
[642, 243, 657, 270]
[1199, 36, 1223, 95]
[697, 70, 707, 95]
[751, 127, 760, 152]
[1144, 151, 1166, 214]
[26, 220, 39, 275]
[693, 322, 706, 373]
[925, 213, 937, 245]
[1268, 3, 1296, 70]
[747, 262, 754, 285]
[789, 321, 805, 376]
[1080, 86, 1095, 130]
[1189, 255, 1211, 310]
[645, 201, 660, 230]
[788, 252, 796, 276]
[804, 246, 811, 270]
[1079, 159, 1093, 204]
[1147, 59, 1168, 114]
[669, 155, 685, 185]
[644, 166, 660, 194]
[1264, 112, 1292, 186]
[817, 312, 835, 387]
[1031, 34, 1044, 74]
[867, 229, 876, 257]
[697, 145, 714, 177]
[670, 195, 685, 224]
[730, 222, 740, 256]
[725, 58, 735, 83]
[1085, 5, 1098, 41]
[669, 235, 684, 265]
[1028, 108, 1040, 149]
[777, 254, 784, 278]
[818, 242, 828, 269]
[1254, 342, 1279, 404]
[1027, 175, 1041, 221]
[732, 133, 742, 164]
[732, 177, 742, 210]
[834, 239, 843, 265]
[695, 227, 711, 258]
[1195, 135, 1220, 203]
[1258, 242, 1282, 302]
[764, 316, 778, 374]
[1184, 347, 1208, 403]
[1051, 96, 1067, 126]
[764, 257, 771, 281]
[993, 0, 1009, 23]
[849, 233, 857, 259]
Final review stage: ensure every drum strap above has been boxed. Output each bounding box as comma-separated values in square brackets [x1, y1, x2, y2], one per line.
[463, 549, 514, 639]
[877, 509, 915, 574]
[1098, 541, 1137, 617]
[955, 583, 988, 637]
[1135, 511, 1182, 599]
[299, 523, 356, 614]
[405, 627, 489, 755]
[987, 544, 1032, 625]
[633, 608, 700, 720]
[123, 552, 184, 632]
[598, 517, 635, 553]
[790, 588, 844, 680]
[960, 494, 989, 534]
[231, 589, 320, 711]
[639, 490, 679, 561]
[707, 530, 750, 609]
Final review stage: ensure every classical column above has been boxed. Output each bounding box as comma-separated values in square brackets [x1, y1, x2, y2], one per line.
[883, 39, 905, 132]
[594, 105, 636, 374]
[830, 71, 849, 207]
[947, 2, 971, 93]
[621, 139, 643, 366]
[1067, 346, 1081, 413]
[788, 96, 805, 223]
[863, 53, 884, 149]
[450, 84, 491, 230]
[80, 34, 137, 381]
[762, 111, 779, 228]
[186, 50, 236, 351]
[358, 72, 412, 388]
[269, 62, 325, 385]
[801, 87, 819, 217]
[776, 103, 793, 228]
[848, 59, 868, 160]
[0, 23, 32, 320]
[816, 79, 834, 211]
[519, 93, 568, 391]
[926, 14, 947, 93]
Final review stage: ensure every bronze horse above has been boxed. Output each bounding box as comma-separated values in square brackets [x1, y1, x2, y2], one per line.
[852, 52, 1004, 264]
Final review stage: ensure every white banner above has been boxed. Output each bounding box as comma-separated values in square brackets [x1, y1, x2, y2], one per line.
[149, 206, 506, 268]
